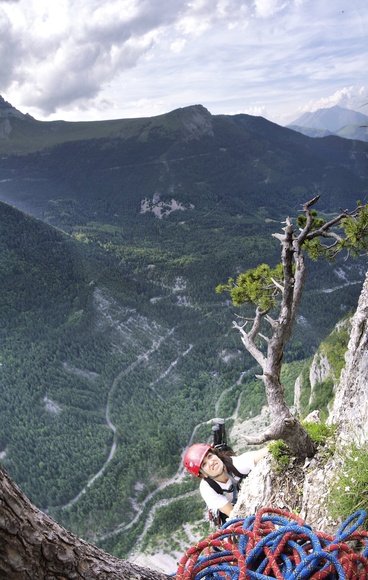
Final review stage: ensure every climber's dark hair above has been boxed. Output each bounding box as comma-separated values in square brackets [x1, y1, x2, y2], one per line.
[211, 447, 236, 475]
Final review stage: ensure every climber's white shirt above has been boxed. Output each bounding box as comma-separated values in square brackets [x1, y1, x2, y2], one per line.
[199, 451, 256, 511]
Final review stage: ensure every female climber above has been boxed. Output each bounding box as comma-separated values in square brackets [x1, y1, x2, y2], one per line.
[183, 442, 268, 524]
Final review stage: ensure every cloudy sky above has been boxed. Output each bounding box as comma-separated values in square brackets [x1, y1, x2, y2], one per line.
[1, 0, 367, 125]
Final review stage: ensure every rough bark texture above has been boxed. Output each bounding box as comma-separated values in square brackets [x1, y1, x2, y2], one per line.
[0, 466, 169, 580]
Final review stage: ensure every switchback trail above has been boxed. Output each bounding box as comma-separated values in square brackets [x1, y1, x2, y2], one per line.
[61, 328, 192, 510]
[105, 379, 245, 557]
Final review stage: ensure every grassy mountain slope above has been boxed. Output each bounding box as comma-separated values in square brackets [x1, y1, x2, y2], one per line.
[0, 102, 189, 155]
[1, 105, 368, 222]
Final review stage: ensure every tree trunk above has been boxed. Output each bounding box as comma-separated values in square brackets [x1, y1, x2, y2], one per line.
[243, 371, 316, 458]
[237, 212, 318, 458]
[263, 338, 316, 458]
[233, 197, 364, 459]
[0, 466, 169, 580]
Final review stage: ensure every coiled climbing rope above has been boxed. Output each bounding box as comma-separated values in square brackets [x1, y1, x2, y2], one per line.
[176, 507, 368, 580]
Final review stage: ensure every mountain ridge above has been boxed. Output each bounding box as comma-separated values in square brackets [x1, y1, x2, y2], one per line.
[1, 100, 368, 225]
[288, 104, 368, 131]
[0, 97, 216, 154]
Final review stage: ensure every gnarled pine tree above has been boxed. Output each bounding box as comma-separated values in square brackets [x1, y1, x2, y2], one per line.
[217, 195, 368, 459]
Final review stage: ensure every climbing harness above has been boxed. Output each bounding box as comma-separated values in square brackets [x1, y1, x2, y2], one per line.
[176, 507, 368, 580]
[206, 465, 248, 528]
[205, 464, 246, 503]
[205, 463, 247, 527]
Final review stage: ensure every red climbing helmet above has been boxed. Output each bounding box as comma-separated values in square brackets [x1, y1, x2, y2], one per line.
[183, 443, 211, 477]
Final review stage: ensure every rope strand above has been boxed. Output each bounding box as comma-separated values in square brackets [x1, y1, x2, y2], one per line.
[176, 508, 368, 580]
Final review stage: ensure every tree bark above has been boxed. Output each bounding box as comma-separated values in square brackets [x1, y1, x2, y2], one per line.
[241, 371, 316, 458]
[235, 216, 317, 457]
[0, 465, 169, 580]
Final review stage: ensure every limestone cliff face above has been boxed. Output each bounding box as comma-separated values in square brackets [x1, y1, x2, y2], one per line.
[179, 105, 214, 140]
[328, 271, 368, 444]
[308, 350, 332, 410]
[233, 270, 368, 531]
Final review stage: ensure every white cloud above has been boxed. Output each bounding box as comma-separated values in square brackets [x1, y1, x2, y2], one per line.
[243, 105, 268, 118]
[0, 0, 367, 124]
[170, 38, 187, 54]
[299, 86, 368, 114]
[254, 0, 287, 19]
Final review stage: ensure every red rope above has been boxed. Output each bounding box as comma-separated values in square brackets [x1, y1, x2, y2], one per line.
[176, 508, 368, 580]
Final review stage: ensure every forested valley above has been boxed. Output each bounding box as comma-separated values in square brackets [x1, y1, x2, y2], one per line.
[0, 102, 367, 563]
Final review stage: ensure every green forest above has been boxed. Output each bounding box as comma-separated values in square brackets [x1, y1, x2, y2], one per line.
[0, 197, 364, 557]
[0, 106, 367, 559]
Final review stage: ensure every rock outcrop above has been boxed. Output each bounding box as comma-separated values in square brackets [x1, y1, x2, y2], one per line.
[328, 271, 368, 444]
[0, 95, 29, 120]
[0, 95, 33, 140]
[178, 105, 214, 140]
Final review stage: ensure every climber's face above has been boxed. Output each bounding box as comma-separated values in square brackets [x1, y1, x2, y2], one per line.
[201, 452, 224, 479]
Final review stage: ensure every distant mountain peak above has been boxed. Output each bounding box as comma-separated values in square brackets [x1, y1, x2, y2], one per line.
[170, 104, 214, 140]
[0, 96, 33, 120]
[288, 105, 368, 133]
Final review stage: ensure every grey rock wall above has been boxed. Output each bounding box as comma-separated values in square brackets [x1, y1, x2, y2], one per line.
[328, 270, 368, 444]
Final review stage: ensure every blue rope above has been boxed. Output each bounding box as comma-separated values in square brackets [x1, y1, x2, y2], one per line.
[176, 508, 368, 580]
[286, 551, 346, 580]
[335, 509, 366, 542]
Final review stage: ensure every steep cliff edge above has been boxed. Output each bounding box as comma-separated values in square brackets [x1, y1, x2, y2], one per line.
[328, 272, 368, 443]
[233, 269, 368, 530]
